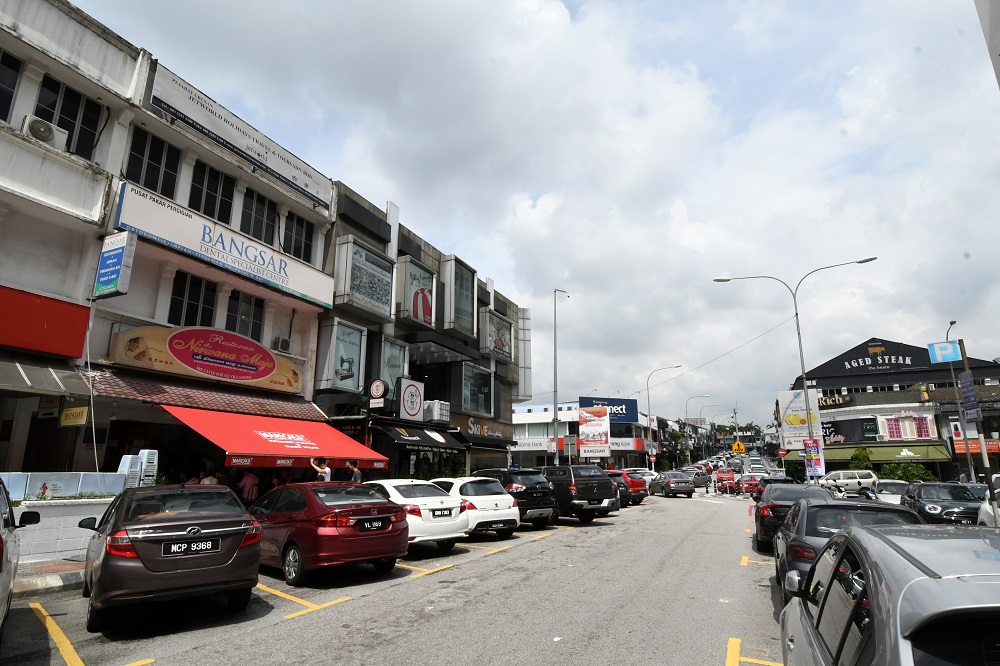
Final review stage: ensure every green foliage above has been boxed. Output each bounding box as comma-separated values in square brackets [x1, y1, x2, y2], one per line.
[153, 472, 170, 486]
[414, 455, 435, 480]
[878, 463, 938, 483]
[849, 447, 873, 470]
[783, 460, 805, 480]
[445, 455, 467, 478]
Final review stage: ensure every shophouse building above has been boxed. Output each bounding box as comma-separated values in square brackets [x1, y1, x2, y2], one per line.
[0, 1, 529, 481]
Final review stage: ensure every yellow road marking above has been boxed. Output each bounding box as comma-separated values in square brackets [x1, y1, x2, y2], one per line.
[554, 524, 574, 530]
[256, 583, 313, 607]
[396, 563, 453, 578]
[727, 636, 782, 666]
[743, 658, 783, 666]
[29, 602, 84, 666]
[125, 661, 156, 666]
[532, 532, 552, 540]
[746, 528, 752, 533]
[740, 556, 749, 566]
[463, 544, 514, 555]
[255, 583, 351, 618]
[284, 596, 350, 619]
[740, 556, 773, 566]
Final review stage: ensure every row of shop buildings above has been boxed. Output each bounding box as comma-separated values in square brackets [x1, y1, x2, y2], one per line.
[0, 1, 527, 483]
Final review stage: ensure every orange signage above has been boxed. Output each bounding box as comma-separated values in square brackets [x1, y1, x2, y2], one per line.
[953, 439, 1000, 454]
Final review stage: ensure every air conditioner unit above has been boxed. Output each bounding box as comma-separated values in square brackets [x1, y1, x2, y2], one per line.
[877, 434, 888, 441]
[271, 336, 291, 353]
[21, 115, 68, 150]
[424, 400, 450, 423]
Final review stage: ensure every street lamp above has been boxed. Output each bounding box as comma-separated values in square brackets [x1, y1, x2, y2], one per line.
[646, 365, 682, 470]
[946, 321, 976, 479]
[685, 395, 711, 464]
[699, 404, 719, 458]
[714, 256, 877, 480]
[552, 289, 570, 465]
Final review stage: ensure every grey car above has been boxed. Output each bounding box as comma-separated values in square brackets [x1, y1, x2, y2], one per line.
[649, 472, 695, 498]
[781, 524, 1000, 665]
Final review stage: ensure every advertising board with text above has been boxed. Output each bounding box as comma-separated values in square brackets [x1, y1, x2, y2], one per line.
[777, 389, 822, 450]
[578, 406, 611, 457]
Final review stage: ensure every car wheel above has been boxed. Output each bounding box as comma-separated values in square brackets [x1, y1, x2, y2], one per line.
[372, 558, 396, 574]
[437, 539, 457, 552]
[495, 528, 515, 539]
[531, 518, 549, 529]
[549, 506, 561, 525]
[85, 594, 108, 633]
[282, 544, 308, 586]
[225, 587, 252, 612]
[751, 533, 760, 551]
[685, 493, 693, 498]
[577, 512, 596, 524]
[620, 497, 629, 508]
[632, 498, 642, 505]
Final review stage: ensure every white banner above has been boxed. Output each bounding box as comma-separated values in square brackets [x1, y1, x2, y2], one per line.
[777, 389, 822, 450]
[512, 439, 556, 452]
[579, 445, 611, 458]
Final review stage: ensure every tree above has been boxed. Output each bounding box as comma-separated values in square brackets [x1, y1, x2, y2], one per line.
[849, 447, 873, 470]
[879, 463, 938, 483]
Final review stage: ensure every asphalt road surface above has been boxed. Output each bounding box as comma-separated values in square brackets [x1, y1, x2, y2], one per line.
[4, 489, 785, 666]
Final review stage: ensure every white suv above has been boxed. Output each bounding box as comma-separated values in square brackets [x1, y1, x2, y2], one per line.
[817, 469, 879, 494]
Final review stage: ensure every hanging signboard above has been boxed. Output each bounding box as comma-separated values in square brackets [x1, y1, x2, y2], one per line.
[93, 230, 137, 299]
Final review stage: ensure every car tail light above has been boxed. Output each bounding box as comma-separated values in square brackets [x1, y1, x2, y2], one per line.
[461, 499, 478, 511]
[106, 530, 138, 558]
[240, 520, 262, 548]
[759, 504, 778, 518]
[390, 509, 407, 523]
[313, 513, 354, 528]
[789, 541, 816, 561]
[549, 482, 554, 491]
[506, 483, 526, 493]
[404, 503, 422, 518]
[568, 483, 578, 496]
[512, 499, 518, 507]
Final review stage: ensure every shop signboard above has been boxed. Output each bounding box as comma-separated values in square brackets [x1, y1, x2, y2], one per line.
[511, 439, 556, 452]
[399, 379, 425, 421]
[93, 230, 137, 299]
[334, 238, 393, 321]
[396, 257, 435, 327]
[579, 397, 639, 423]
[442, 256, 476, 337]
[579, 406, 611, 457]
[480, 310, 513, 361]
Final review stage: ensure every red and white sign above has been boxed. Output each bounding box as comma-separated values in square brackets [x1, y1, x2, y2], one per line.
[649, 455, 657, 463]
[399, 379, 425, 421]
[777, 448, 789, 458]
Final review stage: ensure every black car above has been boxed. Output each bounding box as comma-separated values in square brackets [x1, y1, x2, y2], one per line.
[540, 465, 617, 524]
[471, 468, 556, 529]
[781, 525, 1000, 665]
[753, 484, 831, 551]
[900, 482, 980, 524]
[606, 471, 632, 507]
[751, 475, 798, 502]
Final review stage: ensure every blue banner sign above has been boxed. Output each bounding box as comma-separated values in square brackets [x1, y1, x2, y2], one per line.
[579, 397, 639, 423]
[93, 230, 136, 299]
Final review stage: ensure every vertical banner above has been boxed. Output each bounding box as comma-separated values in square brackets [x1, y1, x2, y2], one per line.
[578, 406, 611, 458]
[803, 438, 825, 476]
[93, 230, 137, 299]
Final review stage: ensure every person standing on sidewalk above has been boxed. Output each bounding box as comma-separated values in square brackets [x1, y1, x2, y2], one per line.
[346, 460, 363, 483]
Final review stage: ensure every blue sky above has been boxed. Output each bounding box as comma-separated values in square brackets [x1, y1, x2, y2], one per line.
[72, 0, 1000, 427]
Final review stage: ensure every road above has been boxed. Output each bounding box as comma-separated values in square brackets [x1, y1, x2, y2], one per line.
[4, 489, 785, 666]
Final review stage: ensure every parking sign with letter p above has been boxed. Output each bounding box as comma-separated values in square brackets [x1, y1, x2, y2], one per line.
[927, 341, 961, 364]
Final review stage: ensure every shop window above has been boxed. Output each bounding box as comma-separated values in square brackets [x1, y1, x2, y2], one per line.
[226, 290, 264, 342]
[886, 418, 902, 440]
[0, 50, 23, 122]
[240, 188, 277, 245]
[167, 271, 217, 327]
[125, 127, 181, 198]
[282, 211, 313, 263]
[189, 160, 236, 224]
[34, 74, 102, 159]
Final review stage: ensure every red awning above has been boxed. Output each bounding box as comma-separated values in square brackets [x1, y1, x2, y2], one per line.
[162, 405, 387, 469]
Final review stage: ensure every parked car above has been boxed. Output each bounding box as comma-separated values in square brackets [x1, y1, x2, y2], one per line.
[1, 479, 39, 648]
[781, 525, 1000, 666]
[752, 484, 831, 551]
[751, 475, 797, 501]
[431, 477, 520, 538]
[873, 479, 908, 504]
[738, 473, 767, 495]
[622, 468, 657, 489]
[78, 484, 261, 632]
[622, 472, 649, 504]
[962, 482, 989, 501]
[363, 479, 469, 551]
[772, 498, 923, 602]
[729, 460, 743, 473]
[605, 470, 632, 507]
[899, 482, 979, 524]
[471, 467, 556, 529]
[249, 482, 408, 585]
[541, 465, 617, 523]
[817, 469, 879, 495]
[715, 467, 735, 485]
[649, 471, 695, 498]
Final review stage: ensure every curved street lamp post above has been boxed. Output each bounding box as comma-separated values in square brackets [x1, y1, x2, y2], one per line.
[552, 289, 570, 465]
[699, 403, 719, 459]
[685, 395, 711, 466]
[646, 365, 681, 471]
[714, 257, 876, 480]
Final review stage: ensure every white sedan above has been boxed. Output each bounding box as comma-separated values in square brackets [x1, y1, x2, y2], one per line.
[432, 477, 520, 538]
[363, 479, 469, 551]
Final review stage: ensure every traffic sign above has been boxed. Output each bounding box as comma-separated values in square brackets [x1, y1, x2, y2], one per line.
[649, 455, 657, 463]
[927, 341, 961, 364]
[732, 441, 745, 453]
[777, 448, 788, 458]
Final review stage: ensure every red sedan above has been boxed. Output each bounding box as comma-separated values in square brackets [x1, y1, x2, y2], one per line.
[250, 482, 409, 586]
[715, 467, 735, 484]
[738, 473, 767, 495]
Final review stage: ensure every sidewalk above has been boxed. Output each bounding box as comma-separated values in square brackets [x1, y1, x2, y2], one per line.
[13, 558, 86, 598]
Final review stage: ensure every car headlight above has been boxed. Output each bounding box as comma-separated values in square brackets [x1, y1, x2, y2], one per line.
[924, 504, 942, 514]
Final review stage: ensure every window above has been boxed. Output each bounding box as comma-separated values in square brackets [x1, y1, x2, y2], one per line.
[0, 50, 23, 122]
[125, 127, 181, 198]
[885, 418, 902, 440]
[167, 271, 217, 327]
[226, 290, 264, 341]
[282, 211, 314, 263]
[914, 417, 931, 439]
[240, 188, 277, 245]
[816, 544, 869, 663]
[273, 488, 307, 513]
[34, 74, 102, 159]
[188, 160, 236, 224]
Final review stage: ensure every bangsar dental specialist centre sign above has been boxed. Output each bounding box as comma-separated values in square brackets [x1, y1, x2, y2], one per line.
[112, 183, 334, 308]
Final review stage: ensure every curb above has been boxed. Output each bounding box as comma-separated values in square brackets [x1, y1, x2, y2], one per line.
[13, 570, 85, 598]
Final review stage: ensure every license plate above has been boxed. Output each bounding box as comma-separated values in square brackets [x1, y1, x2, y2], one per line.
[961, 519, 972, 525]
[161, 538, 220, 557]
[489, 522, 506, 529]
[359, 519, 387, 531]
[588, 500, 601, 505]
[530, 492, 544, 497]
[432, 508, 451, 517]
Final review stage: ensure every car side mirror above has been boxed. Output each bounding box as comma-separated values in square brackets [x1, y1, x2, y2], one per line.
[783, 569, 804, 597]
[17, 510, 40, 528]
[78, 516, 98, 531]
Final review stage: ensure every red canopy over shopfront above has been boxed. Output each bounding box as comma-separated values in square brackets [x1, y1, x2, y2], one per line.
[162, 405, 388, 470]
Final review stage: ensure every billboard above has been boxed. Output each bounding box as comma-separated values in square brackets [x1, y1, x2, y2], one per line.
[777, 389, 822, 450]
[578, 397, 639, 423]
[578, 406, 611, 457]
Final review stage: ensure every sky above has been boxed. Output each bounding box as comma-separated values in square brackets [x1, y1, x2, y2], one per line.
[71, 0, 1000, 429]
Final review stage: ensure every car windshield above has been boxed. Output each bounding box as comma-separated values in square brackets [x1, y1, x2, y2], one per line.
[510, 472, 548, 485]
[572, 466, 608, 478]
[877, 481, 907, 495]
[393, 483, 450, 499]
[123, 490, 245, 524]
[964, 484, 988, 500]
[921, 485, 977, 501]
[665, 472, 689, 480]
[459, 480, 507, 496]
[313, 486, 389, 506]
[806, 507, 922, 536]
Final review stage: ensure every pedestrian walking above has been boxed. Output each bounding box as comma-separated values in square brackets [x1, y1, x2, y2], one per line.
[959, 467, 970, 483]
